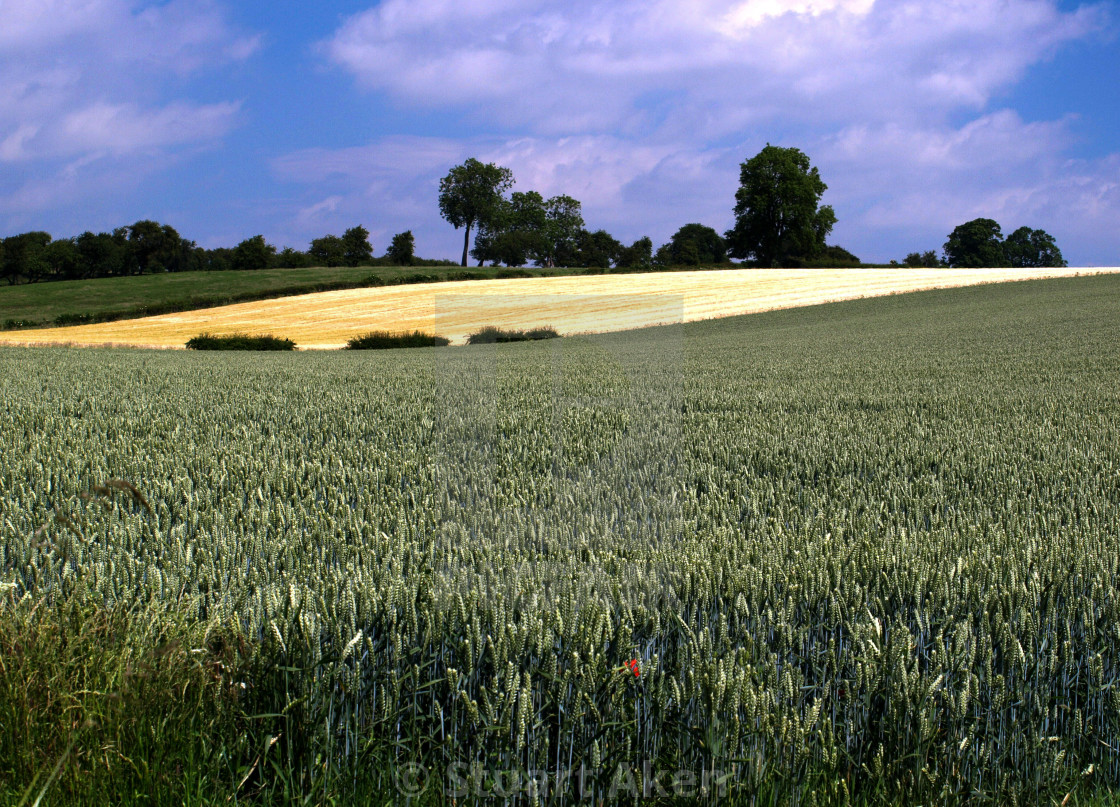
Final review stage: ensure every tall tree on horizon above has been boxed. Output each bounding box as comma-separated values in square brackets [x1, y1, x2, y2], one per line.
[538, 195, 584, 267]
[386, 230, 416, 266]
[943, 218, 1007, 267]
[472, 191, 548, 267]
[725, 145, 835, 267]
[341, 225, 373, 266]
[663, 223, 727, 266]
[1004, 226, 1066, 268]
[438, 158, 515, 267]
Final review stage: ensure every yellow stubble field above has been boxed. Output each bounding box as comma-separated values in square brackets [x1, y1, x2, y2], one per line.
[1, 267, 1116, 349]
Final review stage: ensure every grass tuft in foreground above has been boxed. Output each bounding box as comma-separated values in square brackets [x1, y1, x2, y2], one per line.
[0, 589, 253, 805]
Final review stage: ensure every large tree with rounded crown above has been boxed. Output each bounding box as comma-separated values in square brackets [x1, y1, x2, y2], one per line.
[439, 158, 515, 267]
[725, 145, 836, 267]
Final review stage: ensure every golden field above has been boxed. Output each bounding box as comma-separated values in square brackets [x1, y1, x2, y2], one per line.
[1, 266, 1116, 349]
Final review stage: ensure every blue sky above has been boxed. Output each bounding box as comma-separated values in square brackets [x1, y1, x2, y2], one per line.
[1, 0, 1117, 265]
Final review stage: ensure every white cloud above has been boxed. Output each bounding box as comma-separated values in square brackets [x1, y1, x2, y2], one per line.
[325, 0, 1106, 136]
[844, 158, 1120, 265]
[54, 101, 241, 157]
[824, 111, 1074, 187]
[294, 196, 344, 230]
[721, 0, 875, 31]
[274, 136, 466, 185]
[272, 134, 744, 260]
[483, 137, 676, 208]
[0, 0, 259, 72]
[0, 153, 171, 220]
[816, 112, 1120, 262]
[310, 0, 1118, 265]
[0, 125, 41, 162]
[0, 0, 255, 165]
[274, 138, 468, 251]
[0, 0, 257, 229]
[0, 0, 118, 49]
[131, 0, 262, 74]
[273, 106, 1120, 267]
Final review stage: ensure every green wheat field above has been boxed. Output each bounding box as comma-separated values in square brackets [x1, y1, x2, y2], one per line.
[2, 274, 1119, 805]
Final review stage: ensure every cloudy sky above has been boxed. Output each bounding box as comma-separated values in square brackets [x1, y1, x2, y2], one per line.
[1, 0, 1117, 264]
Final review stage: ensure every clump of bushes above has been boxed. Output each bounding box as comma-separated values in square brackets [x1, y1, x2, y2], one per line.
[388, 273, 439, 285]
[345, 330, 450, 350]
[467, 326, 560, 344]
[185, 333, 296, 351]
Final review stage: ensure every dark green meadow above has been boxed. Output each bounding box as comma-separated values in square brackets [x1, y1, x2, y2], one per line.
[0, 264, 555, 330]
[2, 275, 1119, 805]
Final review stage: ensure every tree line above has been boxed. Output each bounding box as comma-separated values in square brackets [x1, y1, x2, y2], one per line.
[1, 144, 1067, 286]
[440, 146, 1068, 271]
[0, 223, 440, 286]
[921, 219, 1066, 268]
[893, 220, 1066, 268]
[437, 147, 862, 271]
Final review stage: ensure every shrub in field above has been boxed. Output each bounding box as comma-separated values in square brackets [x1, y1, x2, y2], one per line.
[185, 333, 295, 351]
[387, 273, 439, 286]
[467, 325, 560, 343]
[345, 330, 450, 350]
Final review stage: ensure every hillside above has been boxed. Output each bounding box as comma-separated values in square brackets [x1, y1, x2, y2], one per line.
[0, 266, 1115, 349]
[0, 264, 564, 330]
